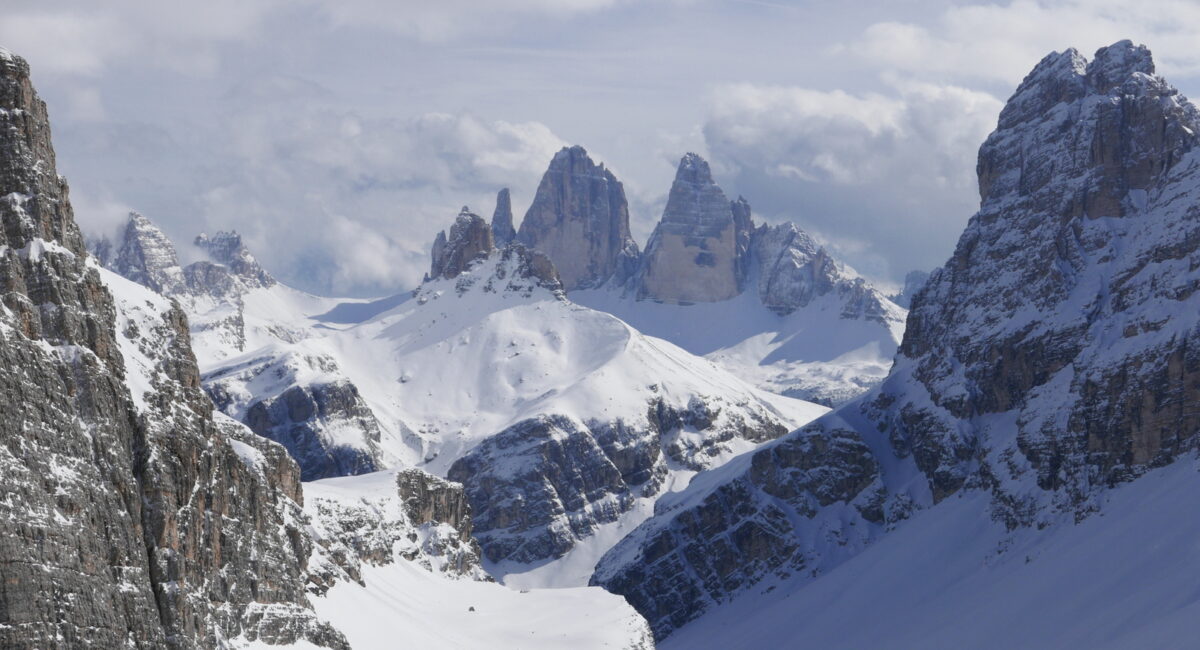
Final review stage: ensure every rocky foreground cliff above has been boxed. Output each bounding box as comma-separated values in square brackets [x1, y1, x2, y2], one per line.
[593, 39, 1200, 640]
[0, 47, 346, 649]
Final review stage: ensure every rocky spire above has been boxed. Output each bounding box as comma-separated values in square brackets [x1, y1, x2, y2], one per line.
[429, 206, 495, 280]
[111, 211, 186, 294]
[636, 153, 753, 303]
[517, 145, 639, 290]
[491, 188, 516, 246]
[192, 230, 274, 287]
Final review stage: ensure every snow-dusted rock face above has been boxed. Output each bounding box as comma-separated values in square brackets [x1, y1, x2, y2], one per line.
[0, 49, 343, 649]
[752, 221, 897, 321]
[189, 229, 274, 294]
[447, 395, 790, 565]
[205, 350, 386, 481]
[429, 207, 495, 281]
[306, 469, 488, 592]
[491, 187, 516, 246]
[111, 211, 187, 294]
[637, 153, 752, 303]
[594, 40, 1200, 640]
[517, 145, 640, 290]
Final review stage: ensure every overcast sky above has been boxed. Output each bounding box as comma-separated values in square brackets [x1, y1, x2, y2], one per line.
[5, 0, 1200, 296]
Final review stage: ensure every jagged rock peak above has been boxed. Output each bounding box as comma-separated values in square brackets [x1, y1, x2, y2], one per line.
[1087, 39, 1154, 92]
[491, 187, 516, 246]
[981, 40, 1197, 211]
[636, 152, 753, 303]
[517, 145, 639, 290]
[112, 211, 185, 294]
[193, 229, 275, 287]
[429, 206, 495, 280]
[674, 151, 715, 185]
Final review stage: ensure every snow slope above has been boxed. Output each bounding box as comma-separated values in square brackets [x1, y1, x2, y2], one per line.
[574, 285, 903, 406]
[303, 470, 654, 650]
[203, 252, 825, 475]
[663, 454, 1200, 650]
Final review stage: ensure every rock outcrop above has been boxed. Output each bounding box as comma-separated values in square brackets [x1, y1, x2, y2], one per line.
[752, 221, 896, 321]
[112, 211, 187, 294]
[491, 188, 516, 245]
[429, 207, 495, 281]
[448, 398, 789, 565]
[205, 354, 386, 482]
[190, 230, 274, 293]
[0, 47, 343, 649]
[517, 145, 640, 290]
[306, 468, 488, 593]
[637, 153, 753, 303]
[594, 40, 1200, 640]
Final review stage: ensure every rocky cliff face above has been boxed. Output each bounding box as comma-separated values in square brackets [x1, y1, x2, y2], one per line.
[0, 47, 343, 649]
[491, 188, 516, 246]
[594, 40, 1200, 639]
[637, 153, 752, 303]
[110, 211, 187, 294]
[429, 207, 495, 281]
[205, 355, 386, 482]
[189, 230, 275, 295]
[751, 221, 897, 321]
[517, 145, 640, 290]
[448, 398, 789, 565]
[306, 468, 488, 593]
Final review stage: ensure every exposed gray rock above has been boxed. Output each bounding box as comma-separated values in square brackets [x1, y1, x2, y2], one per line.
[637, 153, 753, 303]
[594, 40, 1200, 640]
[430, 207, 495, 280]
[448, 396, 788, 565]
[751, 221, 897, 321]
[517, 145, 640, 290]
[190, 230, 274, 292]
[0, 47, 343, 649]
[491, 188, 516, 246]
[111, 211, 186, 294]
[306, 468, 488, 595]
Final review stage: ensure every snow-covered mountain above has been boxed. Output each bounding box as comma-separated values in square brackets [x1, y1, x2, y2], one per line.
[99, 201, 826, 590]
[0, 45, 655, 649]
[591, 39, 1200, 645]
[572, 152, 905, 406]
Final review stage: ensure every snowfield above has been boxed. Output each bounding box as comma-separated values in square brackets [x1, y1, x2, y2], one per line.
[662, 451, 1200, 650]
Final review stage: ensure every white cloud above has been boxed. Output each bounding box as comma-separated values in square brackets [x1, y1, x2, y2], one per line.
[65, 88, 567, 295]
[845, 0, 1200, 84]
[703, 80, 1002, 280]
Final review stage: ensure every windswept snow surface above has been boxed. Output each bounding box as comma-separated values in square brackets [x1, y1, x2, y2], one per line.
[662, 454, 1200, 650]
[572, 287, 904, 406]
